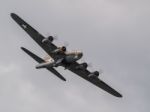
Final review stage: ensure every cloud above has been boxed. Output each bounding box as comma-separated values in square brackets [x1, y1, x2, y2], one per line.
[0, 63, 21, 74]
[0, 0, 150, 112]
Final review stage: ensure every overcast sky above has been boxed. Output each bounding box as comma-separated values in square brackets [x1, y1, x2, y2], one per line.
[0, 0, 150, 112]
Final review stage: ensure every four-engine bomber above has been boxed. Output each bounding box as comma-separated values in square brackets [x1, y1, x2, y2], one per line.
[11, 13, 122, 98]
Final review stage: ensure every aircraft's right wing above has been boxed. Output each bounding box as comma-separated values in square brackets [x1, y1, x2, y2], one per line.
[21, 47, 66, 81]
[11, 13, 63, 61]
[67, 62, 122, 97]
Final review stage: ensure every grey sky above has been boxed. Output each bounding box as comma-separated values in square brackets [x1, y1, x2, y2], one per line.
[0, 0, 150, 112]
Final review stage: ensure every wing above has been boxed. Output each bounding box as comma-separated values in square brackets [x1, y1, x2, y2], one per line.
[11, 13, 62, 60]
[67, 62, 122, 97]
[21, 47, 66, 81]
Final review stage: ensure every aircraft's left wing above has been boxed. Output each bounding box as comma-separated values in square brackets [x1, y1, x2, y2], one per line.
[67, 62, 122, 97]
[11, 13, 62, 60]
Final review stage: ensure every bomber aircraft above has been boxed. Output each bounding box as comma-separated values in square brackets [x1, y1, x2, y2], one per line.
[11, 13, 122, 98]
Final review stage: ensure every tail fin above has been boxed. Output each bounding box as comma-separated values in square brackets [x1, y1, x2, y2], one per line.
[21, 47, 66, 81]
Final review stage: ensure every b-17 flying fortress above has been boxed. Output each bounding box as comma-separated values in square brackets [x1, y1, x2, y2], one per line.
[11, 13, 122, 98]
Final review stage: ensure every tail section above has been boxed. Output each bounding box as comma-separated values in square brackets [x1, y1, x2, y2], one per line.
[21, 47, 66, 81]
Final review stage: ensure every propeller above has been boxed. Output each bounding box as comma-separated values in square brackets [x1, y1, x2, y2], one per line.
[63, 41, 69, 47]
[87, 62, 93, 68]
[98, 69, 103, 74]
[59, 41, 69, 52]
[80, 58, 93, 68]
[90, 69, 103, 78]
[53, 35, 58, 40]
[46, 33, 58, 41]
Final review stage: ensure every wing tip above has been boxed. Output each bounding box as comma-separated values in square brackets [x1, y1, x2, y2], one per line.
[113, 91, 122, 98]
[116, 93, 123, 98]
[10, 13, 17, 18]
[62, 78, 66, 81]
[10, 13, 21, 22]
[59, 75, 66, 81]
[20, 47, 26, 52]
[20, 46, 24, 49]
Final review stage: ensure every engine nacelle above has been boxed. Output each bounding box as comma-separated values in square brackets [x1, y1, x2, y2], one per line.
[52, 46, 66, 54]
[93, 71, 99, 77]
[42, 36, 54, 43]
[61, 46, 66, 52]
[76, 63, 88, 70]
[88, 71, 99, 78]
[47, 36, 54, 42]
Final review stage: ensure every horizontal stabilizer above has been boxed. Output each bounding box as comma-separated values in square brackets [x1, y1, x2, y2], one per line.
[21, 47, 66, 81]
[21, 47, 44, 63]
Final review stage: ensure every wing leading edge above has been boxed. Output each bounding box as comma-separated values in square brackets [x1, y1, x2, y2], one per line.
[21, 47, 66, 81]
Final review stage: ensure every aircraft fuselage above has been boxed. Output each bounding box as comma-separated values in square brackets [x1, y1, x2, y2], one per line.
[36, 50, 83, 69]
